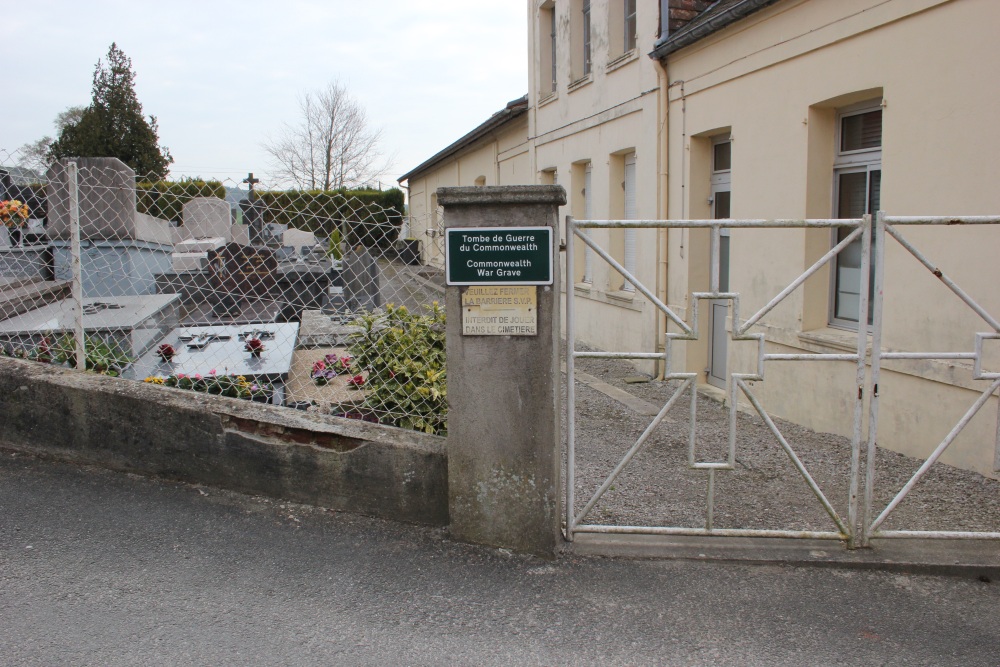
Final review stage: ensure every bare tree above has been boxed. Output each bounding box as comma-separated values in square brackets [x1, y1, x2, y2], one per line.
[263, 81, 390, 190]
[16, 106, 87, 175]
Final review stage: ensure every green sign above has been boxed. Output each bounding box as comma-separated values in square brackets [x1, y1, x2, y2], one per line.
[446, 227, 553, 285]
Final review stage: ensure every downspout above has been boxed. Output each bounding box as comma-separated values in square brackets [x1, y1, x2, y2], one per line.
[655, 60, 670, 380]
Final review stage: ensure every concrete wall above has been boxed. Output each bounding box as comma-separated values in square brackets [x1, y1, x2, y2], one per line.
[663, 0, 1000, 475]
[0, 357, 449, 525]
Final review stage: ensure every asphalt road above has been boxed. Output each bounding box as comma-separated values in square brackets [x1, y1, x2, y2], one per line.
[2, 451, 998, 666]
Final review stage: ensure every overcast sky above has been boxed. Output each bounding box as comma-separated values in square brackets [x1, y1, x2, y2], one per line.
[3, 1, 527, 191]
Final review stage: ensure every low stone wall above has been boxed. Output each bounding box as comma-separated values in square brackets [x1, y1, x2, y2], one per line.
[0, 357, 448, 526]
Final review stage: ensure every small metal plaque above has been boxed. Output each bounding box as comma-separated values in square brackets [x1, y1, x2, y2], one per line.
[462, 286, 537, 336]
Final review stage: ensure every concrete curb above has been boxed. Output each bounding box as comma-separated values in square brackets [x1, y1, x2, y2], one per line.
[563, 533, 1000, 577]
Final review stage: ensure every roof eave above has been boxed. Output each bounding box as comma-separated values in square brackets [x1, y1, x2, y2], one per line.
[648, 0, 783, 61]
[397, 95, 529, 185]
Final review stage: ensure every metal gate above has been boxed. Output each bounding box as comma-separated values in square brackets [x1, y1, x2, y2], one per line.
[566, 212, 1000, 548]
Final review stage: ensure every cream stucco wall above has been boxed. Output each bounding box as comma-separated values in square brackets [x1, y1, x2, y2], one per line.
[664, 0, 1000, 475]
[403, 115, 530, 268]
[529, 0, 666, 364]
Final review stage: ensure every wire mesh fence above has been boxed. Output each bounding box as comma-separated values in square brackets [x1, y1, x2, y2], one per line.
[0, 150, 447, 435]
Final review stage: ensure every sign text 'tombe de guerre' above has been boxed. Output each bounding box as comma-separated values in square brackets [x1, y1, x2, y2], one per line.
[446, 227, 552, 286]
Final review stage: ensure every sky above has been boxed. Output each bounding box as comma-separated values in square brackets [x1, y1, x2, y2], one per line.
[3, 1, 527, 192]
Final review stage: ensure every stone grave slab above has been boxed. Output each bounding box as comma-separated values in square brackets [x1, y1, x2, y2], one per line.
[171, 236, 227, 273]
[130, 322, 300, 405]
[0, 293, 181, 360]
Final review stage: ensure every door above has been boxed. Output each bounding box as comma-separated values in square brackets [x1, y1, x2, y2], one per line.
[708, 139, 731, 389]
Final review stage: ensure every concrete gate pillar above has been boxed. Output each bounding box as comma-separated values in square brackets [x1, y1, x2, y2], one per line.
[439, 185, 566, 557]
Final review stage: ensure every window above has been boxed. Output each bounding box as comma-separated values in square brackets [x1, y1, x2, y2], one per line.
[570, 0, 592, 82]
[539, 2, 556, 95]
[550, 6, 558, 91]
[624, 0, 637, 52]
[711, 136, 732, 283]
[831, 103, 882, 328]
[609, 0, 637, 58]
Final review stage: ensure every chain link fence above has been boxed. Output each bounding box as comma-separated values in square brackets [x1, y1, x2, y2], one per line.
[0, 150, 447, 435]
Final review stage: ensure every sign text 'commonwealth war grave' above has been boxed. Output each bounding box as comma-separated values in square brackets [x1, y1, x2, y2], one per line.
[446, 227, 552, 285]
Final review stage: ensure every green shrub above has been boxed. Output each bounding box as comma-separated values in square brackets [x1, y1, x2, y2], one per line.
[136, 177, 227, 222]
[347, 302, 447, 435]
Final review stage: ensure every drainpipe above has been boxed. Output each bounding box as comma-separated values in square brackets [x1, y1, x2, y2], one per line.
[655, 60, 670, 380]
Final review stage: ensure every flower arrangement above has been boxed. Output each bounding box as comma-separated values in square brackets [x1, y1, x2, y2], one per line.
[156, 343, 176, 362]
[310, 353, 353, 386]
[244, 337, 265, 357]
[0, 200, 29, 228]
[144, 373, 272, 401]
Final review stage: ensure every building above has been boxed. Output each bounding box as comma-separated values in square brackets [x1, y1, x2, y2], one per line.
[654, 0, 1000, 476]
[400, 0, 1000, 477]
[398, 96, 530, 268]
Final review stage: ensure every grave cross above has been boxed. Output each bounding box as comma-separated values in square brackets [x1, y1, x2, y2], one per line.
[242, 172, 260, 192]
[178, 332, 233, 350]
[239, 327, 275, 341]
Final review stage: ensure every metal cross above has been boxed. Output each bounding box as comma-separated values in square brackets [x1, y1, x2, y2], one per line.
[239, 328, 274, 341]
[242, 172, 260, 192]
[178, 332, 232, 350]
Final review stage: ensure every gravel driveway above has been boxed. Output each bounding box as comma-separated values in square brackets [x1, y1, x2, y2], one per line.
[567, 353, 1000, 536]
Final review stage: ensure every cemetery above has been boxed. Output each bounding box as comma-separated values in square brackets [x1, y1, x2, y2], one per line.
[0, 158, 400, 414]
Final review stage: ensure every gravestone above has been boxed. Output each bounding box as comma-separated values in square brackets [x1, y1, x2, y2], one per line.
[181, 197, 232, 242]
[172, 197, 232, 273]
[240, 199, 266, 245]
[46, 158, 138, 241]
[283, 227, 316, 252]
[342, 245, 381, 312]
[207, 242, 277, 317]
[46, 158, 174, 297]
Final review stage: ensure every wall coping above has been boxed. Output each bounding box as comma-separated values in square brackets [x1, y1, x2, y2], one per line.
[437, 185, 566, 207]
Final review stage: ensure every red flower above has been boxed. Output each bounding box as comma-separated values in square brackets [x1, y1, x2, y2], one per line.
[156, 343, 175, 361]
[347, 374, 365, 388]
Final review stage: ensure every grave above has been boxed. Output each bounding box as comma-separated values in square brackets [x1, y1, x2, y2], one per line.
[207, 242, 278, 318]
[170, 197, 233, 273]
[46, 158, 174, 297]
[274, 232, 331, 321]
[129, 321, 300, 405]
[282, 227, 316, 253]
[342, 245, 381, 312]
[0, 293, 181, 361]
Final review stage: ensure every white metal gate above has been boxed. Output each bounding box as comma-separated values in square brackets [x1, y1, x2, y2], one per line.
[566, 212, 1000, 548]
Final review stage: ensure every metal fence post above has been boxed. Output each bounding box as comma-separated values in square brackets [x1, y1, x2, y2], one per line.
[66, 161, 86, 370]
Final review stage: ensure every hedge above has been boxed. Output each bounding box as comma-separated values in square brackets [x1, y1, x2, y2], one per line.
[136, 179, 228, 222]
[250, 187, 405, 250]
